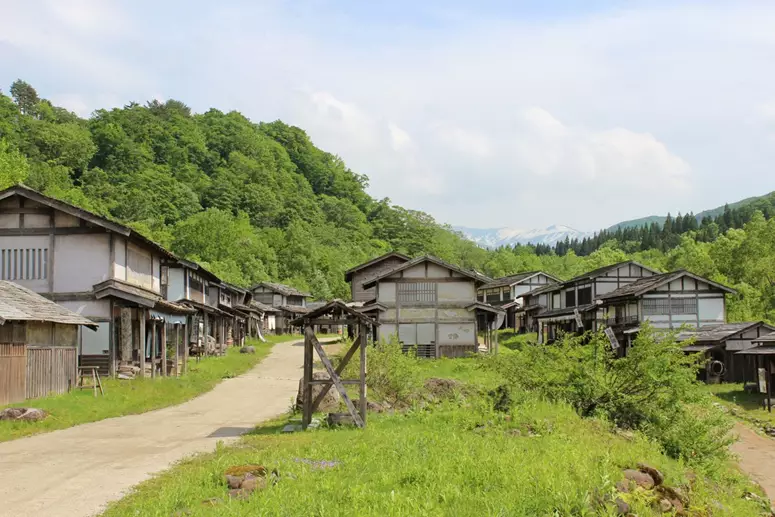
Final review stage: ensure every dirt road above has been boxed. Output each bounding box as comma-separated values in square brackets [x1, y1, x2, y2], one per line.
[732, 422, 775, 503]
[0, 339, 309, 517]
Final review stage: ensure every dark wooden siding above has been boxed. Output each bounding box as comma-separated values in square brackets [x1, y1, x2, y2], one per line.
[0, 343, 26, 404]
[26, 346, 77, 399]
[351, 257, 408, 302]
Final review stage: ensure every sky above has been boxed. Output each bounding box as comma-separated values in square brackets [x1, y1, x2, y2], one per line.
[2, 0, 775, 232]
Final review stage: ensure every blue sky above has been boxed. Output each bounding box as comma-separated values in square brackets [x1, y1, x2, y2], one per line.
[2, 0, 775, 232]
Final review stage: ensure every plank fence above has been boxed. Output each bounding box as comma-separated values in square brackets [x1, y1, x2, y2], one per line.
[0, 344, 27, 404]
[26, 346, 78, 400]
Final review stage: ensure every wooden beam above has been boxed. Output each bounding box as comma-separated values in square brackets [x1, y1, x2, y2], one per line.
[309, 379, 362, 385]
[161, 322, 167, 377]
[183, 319, 189, 375]
[139, 310, 146, 377]
[311, 331, 361, 412]
[0, 227, 111, 236]
[175, 324, 180, 377]
[379, 277, 469, 284]
[359, 323, 367, 426]
[308, 328, 364, 428]
[151, 321, 157, 378]
[0, 207, 56, 215]
[302, 328, 314, 429]
[304, 318, 361, 326]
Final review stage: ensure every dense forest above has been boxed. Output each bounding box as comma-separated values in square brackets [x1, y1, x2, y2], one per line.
[0, 80, 772, 322]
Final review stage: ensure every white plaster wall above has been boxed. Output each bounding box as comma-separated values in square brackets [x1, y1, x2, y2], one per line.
[438, 323, 475, 345]
[0, 197, 19, 209]
[595, 281, 618, 295]
[400, 308, 437, 321]
[167, 268, 185, 301]
[113, 236, 127, 280]
[53, 234, 111, 292]
[552, 293, 561, 309]
[59, 300, 111, 319]
[0, 214, 19, 228]
[378, 326, 397, 343]
[379, 282, 396, 303]
[152, 255, 161, 292]
[403, 264, 426, 278]
[426, 263, 450, 278]
[81, 322, 110, 355]
[0, 235, 50, 292]
[438, 307, 470, 320]
[438, 281, 474, 302]
[383, 308, 397, 320]
[696, 280, 710, 290]
[699, 297, 724, 322]
[683, 277, 697, 290]
[54, 212, 80, 227]
[25, 214, 49, 228]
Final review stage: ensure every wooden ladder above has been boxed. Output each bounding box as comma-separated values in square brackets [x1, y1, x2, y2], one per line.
[77, 366, 105, 397]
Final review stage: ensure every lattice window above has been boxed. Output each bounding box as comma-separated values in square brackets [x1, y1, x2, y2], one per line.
[643, 298, 697, 315]
[1, 248, 47, 280]
[397, 282, 436, 304]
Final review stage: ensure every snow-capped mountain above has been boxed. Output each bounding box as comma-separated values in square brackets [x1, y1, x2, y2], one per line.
[455, 225, 591, 248]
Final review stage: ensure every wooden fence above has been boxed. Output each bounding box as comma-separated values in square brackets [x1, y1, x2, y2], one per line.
[26, 346, 77, 400]
[0, 343, 27, 405]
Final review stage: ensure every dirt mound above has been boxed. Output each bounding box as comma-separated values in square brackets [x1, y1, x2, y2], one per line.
[423, 378, 463, 399]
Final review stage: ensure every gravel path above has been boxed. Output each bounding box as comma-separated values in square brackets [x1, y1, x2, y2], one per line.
[0, 339, 310, 517]
[732, 422, 775, 503]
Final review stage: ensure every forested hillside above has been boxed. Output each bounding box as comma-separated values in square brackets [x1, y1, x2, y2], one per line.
[0, 80, 773, 323]
[0, 80, 488, 298]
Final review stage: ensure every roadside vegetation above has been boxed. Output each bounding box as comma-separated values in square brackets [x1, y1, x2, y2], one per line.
[709, 383, 775, 430]
[102, 328, 770, 516]
[0, 338, 277, 443]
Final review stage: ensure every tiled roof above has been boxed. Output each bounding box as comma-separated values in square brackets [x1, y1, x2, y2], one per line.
[480, 271, 542, 290]
[251, 282, 311, 298]
[362, 255, 492, 289]
[597, 270, 736, 301]
[677, 322, 770, 343]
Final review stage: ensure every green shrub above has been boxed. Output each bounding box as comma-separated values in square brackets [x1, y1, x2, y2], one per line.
[485, 324, 733, 464]
[366, 337, 422, 406]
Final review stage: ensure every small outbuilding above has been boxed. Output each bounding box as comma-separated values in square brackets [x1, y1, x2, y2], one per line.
[0, 281, 97, 404]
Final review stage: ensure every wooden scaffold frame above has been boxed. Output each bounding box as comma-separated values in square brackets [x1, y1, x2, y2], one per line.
[291, 300, 379, 430]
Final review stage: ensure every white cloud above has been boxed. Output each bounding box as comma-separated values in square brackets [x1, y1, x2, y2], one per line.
[3, 1, 775, 231]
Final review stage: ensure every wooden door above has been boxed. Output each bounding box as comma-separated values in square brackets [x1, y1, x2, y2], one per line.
[0, 344, 27, 404]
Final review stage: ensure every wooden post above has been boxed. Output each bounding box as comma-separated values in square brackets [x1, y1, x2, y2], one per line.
[302, 327, 313, 430]
[151, 321, 157, 378]
[161, 322, 167, 377]
[175, 324, 180, 377]
[120, 307, 132, 363]
[183, 319, 189, 375]
[768, 358, 772, 413]
[359, 322, 367, 426]
[139, 310, 146, 378]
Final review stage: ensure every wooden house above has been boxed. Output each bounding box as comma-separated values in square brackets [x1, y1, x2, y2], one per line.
[476, 271, 560, 330]
[345, 251, 410, 303]
[250, 282, 311, 333]
[361, 255, 499, 358]
[0, 280, 97, 404]
[735, 333, 775, 407]
[531, 261, 660, 343]
[679, 321, 775, 383]
[0, 185, 197, 378]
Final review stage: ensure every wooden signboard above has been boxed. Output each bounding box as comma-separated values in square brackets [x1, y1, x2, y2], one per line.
[573, 308, 583, 329]
[759, 367, 767, 394]
[604, 327, 620, 350]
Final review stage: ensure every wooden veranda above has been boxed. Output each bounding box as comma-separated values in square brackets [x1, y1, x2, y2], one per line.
[291, 300, 379, 430]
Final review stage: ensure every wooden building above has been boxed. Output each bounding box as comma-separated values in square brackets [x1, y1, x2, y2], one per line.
[529, 261, 660, 343]
[361, 255, 499, 358]
[250, 282, 311, 333]
[679, 322, 775, 383]
[0, 185, 197, 377]
[476, 271, 560, 330]
[735, 333, 775, 409]
[345, 251, 410, 303]
[0, 280, 97, 404]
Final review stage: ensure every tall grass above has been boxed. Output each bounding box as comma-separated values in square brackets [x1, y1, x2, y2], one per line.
[0, 338, 276, 442]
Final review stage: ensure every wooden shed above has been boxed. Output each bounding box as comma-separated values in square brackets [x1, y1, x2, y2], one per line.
[0, 281, 97, 404]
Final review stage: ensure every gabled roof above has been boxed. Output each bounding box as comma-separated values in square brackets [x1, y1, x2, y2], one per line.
[290, 299, 379, 326]
[597, 270, 736, 302]
[479, 271, 560, 290]
[567, 260, 658, 284]
[344, 252, 411, 282]
[250, 300, 277, 313]
[0, 184, 175, 260]
[678, 322, 775, 343]
[174, 258, 222, 283]
[362, 255, 492, 289]
[251, 282, 311, 298]
[0, 281, 97, 329]
[754, 332, 775, 344]
[465, 302, 505, 315]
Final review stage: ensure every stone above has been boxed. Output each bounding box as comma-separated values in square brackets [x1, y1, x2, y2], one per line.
[353, 399, 386, 413]
[657, 485, 687, 505]
[296, 372, 340, 412]
[614, 497, 630, 515]
[623, 469, 655, 490]
[327, 413, 356, 426]
[615, 480, 631, 493]
[240, 476, 266, 491]
[228, 488, 251, 500]
[637, 462, 664, 486]
[225, 475, 242, 489]
[240, 346, 256, 354]
[657, 498, 672, 512]
[0, 407, 47, 422]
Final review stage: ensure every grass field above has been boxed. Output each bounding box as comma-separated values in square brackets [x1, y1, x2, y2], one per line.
[0, 337, 282, 443]
[102, 350, 767, 517]
[709, 382, 775, 428]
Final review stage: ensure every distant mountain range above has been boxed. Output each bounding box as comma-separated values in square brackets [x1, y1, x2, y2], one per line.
[457, 190, 774, 249]
[454, 225, 591, 248]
